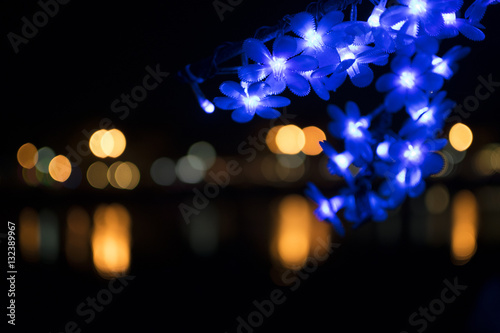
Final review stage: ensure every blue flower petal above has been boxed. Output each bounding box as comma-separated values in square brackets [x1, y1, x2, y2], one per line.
[465, 0, 488, 22]
[287, 55, 318, 72]
[412, 53, 433, 72]
[247, 81, 270, 97]
[231, 107, 254, 123]
[286, 71, 311, 96]
[315, 47, 340, 67]
[329, 216, 346, 237]
[345, 101, 360, 118]
[238, 64, 271, 82]
[380, 6, 412, 28]
[328, 121, 345, 139]
[273, 36, 298, 59]
[213, 97, 241, 110]
[350, 65, 374, 88]
[256, 106, 281, 119]
[260, 96, 290, 108]
[317, 11, 344, 35]
[376, 73, 398, 92]
[433, 0, 464, 14]
[457, 20, 485, 41]
[243, 38, 271, 64]
[373, 29, 396, 53]
[290, 12, 315, 38]
[265, 75, 287, 95]
[327, 104, 345, 121]
[422, 11, 444, 36]
[335, 59, 355, 73]
[385, 88, 406, 112]
[312, 64, 336, 78]
[408, 180, 425, 197]
[418, 72, 444, 91]
[326, 71, 347, 91]
[310, 78, 330, 100]
[421, 152, 444, 177]
[219, 81, 245, 99]
[405, 89, 429, 109]
[415, 36, 439, 54]
[391, 56, 412, 73]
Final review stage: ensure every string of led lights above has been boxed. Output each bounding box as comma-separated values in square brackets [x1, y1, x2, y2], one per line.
[178, 0, 499, 236]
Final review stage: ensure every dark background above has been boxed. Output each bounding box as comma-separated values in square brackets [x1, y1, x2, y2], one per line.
[1, 0, 500, 332]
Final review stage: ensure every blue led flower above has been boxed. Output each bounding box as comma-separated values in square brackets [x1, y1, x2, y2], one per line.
[300, 70, 332, 100]
[465, 0, 500, 23]
[342, 188, 389, 225]
[290, 11, 345, 67]
[238, 36, 318, 96]
[320, 141, 355, 185]
[430, 45, 470, 80]
[437, 12, 486, 40]
[385, 134, 446, 196]
[375, 53, 444, 112]
[213, 81, 290, 123]
[380, 0, 464, 36]
[400, 91, 455, 136]
[313, 45, 389, 88]
[306, 183, 346, 236]
[327, 101, 374, 165]
[344, 1, 397, 53]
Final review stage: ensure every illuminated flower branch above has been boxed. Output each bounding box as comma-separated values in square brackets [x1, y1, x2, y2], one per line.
[178, 0, 499, 235]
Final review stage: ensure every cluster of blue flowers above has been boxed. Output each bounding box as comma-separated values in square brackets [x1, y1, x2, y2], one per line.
[212, 0, 498, 235]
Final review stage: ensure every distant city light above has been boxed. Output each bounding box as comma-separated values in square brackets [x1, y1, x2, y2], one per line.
[17, 143, 38, 169]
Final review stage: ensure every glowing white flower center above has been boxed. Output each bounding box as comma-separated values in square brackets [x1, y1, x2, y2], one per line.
[400, 71, 416, 88]
[270, 57, 287, 80]
[418, 109, 434, 124]
[319, 200, 332, 216]
[442, 13, 456, 25]
[243, 95, 261, 113]
[338, 47, 355, 61]
[368, 6, 385, 27]
[304, 29, 324, 50]
[346, 119, 368, 138]
[404, 144, 422, 162]
[408, 0, 428, 15]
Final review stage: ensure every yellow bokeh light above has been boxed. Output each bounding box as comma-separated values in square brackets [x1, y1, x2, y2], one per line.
[115, 162, 140, 190]
[276, 195, 311, 269]
[89, 130, 108, 158]
[48, 155, 72, 182]
[90, 129, 126, 158]
[107, 161, 123, 189]
[92, 204, 131, 278]
[106, 129, 126, 158]
[19, 207, 39, 262]
[451, 190, 478, 265]
[17, 143, 38, 169]
[301, 126, 326, 156]
[276, 125, 306, 155]
[449, 123, 473, 152]
[266, 126, 283, 154]
[86, 161, 109, 189]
